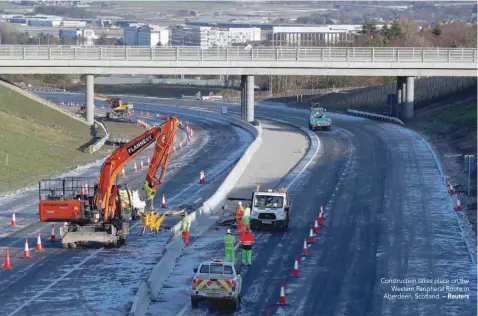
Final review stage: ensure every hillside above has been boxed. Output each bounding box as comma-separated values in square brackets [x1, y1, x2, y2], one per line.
[0, 84, 109, 194]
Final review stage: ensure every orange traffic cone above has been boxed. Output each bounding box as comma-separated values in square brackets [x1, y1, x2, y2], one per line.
[302, 239, 308, 256]
[121, 168, 126, 178]
[456, 193, 462, 211]
[313, 219, 319, 234]
[293, 256, 299, 277]
[147, 157, 151, 166]
[318, 210, 325, 225]
[23, 238, 31, 258]
[307, 226, 315, 244]
[190, 128, 193, 138]
[173, 145, 176, 153]
[161, 194, 167, 208]
[50, 224, 56, 241]
[185, 136, 189, 144]
[133, 163, 138, 173]
[10, 210, 16, 227]
[179, 142, 182, 150]
[278, 282, 287, 305]
[448, 182, 455, 195]
[3, 248, 12, 270]
[140, 160, 144, 169]
[199, 171, 206, 184]
[36, 232, 43, 251]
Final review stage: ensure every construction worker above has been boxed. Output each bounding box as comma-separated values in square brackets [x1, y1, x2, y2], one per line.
[235, 201, 244, 234]
[241, 206, 251, 231]
[239, 228, 255, 266]
[142, 181, 156, 208]
[224, 229, 236, 263]
[180, 213, 191, 246]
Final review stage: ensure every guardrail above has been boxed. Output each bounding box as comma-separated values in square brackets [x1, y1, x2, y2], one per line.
[0, 46, 476, 64]
[181, 95, 241, 103]
[347, 109, 405, 125]
[89, 120, 109, 153]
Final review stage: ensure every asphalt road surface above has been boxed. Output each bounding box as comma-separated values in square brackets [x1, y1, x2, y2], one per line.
[12, 92, 476, 316]
[0, 100, 254, 315]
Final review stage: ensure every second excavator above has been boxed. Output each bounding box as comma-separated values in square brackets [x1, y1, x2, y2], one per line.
[94, 94, 134, 120]
[38, 116, 181, 248]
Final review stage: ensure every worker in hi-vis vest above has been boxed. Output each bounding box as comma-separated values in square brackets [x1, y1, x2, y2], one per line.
[224, 229, 236, 263]
[180, 213, 191, 246]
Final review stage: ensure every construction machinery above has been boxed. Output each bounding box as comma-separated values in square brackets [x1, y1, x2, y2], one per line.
[38, 116, 180, 248]
[309, 102, 332, 131]
[94, 94, 134, 120]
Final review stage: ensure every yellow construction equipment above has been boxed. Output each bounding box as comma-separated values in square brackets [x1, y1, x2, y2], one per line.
[94, 94, 134, 120]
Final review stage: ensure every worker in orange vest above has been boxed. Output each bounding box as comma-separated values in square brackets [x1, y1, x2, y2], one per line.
[235, 201, 245, 234]
[239, 229, 255, 266]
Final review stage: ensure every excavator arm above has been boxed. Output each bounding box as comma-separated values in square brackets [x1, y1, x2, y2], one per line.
[94, 116, 180, 221]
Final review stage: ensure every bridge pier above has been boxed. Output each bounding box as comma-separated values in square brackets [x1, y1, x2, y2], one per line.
[404, 76, 415, 120]
[395, 76, 414, 120]
[85, 74, 95, 125]
[240, 75, 255, 123]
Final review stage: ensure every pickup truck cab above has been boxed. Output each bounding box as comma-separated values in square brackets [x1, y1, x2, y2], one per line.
[191, 259, 242, 310]
[250, 188, 291, 232]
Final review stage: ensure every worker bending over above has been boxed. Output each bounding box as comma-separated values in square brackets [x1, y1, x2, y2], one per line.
[224, 229, 236, 263]
[239, 229, 255, 266]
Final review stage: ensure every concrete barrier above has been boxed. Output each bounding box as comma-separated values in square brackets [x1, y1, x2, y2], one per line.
[88, 120, 110, 153]
[128, 282, 150, 316]
[129, 110, 262, 315]
[347, 109, 405, 125]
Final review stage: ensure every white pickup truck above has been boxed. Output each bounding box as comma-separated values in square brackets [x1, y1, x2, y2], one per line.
[191, 259, 242, 310]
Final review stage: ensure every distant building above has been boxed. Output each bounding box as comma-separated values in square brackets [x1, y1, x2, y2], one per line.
[59, 28, 97, 46]
[171, 25, 261, 48]
[123, 24, 169, 46]
[61, 20, 87, 28]
[269, 25, 377, 46]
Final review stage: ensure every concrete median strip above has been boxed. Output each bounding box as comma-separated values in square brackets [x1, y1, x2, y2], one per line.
[129, 111, 262, 316]
[347, 108, 405, 125]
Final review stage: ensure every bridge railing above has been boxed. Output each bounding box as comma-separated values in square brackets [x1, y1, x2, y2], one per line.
[0, 46, 475, 63]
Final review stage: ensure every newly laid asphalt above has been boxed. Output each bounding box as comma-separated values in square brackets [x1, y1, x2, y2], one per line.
[1, 92, 475, 316]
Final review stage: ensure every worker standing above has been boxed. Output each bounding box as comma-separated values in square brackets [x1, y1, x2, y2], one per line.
[180, 213, 191, 246]
[241, 206, 251, 231]
[239, 229, 255, 266]
[224, 229, 236, 263]
[235, 201, 245, 235]
[142, 181, 156, 209]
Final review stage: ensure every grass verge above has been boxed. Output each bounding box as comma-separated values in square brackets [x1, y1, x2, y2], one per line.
[0, 84, 111, 195]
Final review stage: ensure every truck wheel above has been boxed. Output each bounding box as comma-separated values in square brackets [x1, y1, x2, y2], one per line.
[69, 242, 77, 249]
[191, 298, 199, 309]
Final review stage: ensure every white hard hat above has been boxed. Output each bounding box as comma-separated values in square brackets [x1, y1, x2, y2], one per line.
[238, 201, 242, 205]
[226, 229, 232, 234]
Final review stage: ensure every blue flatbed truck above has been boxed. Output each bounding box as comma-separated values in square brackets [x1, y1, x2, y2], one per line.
[309, 102, 332, 131]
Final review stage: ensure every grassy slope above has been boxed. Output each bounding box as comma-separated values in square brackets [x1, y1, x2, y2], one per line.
[0, 85, 109, 194]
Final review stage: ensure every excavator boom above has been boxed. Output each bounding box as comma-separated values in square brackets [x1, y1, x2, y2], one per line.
[38, 116, 181, 248]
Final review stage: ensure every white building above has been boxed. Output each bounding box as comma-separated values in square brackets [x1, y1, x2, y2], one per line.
[171, 25, 261, 48]
[59, 28, 97, 46]
[269, 25, 381, 46]
[123, 24, 169, 46]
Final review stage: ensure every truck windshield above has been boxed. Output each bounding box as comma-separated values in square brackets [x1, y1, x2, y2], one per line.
[254, 195, 284, 208]
[200, 264, 233, 274]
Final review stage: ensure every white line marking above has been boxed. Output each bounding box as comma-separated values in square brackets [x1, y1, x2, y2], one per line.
[7, 247, 103, 316]
[194, 197, 203, 203]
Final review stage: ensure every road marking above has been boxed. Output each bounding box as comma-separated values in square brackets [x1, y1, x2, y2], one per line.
[175, 114, 322, 316]
[194, 197, 203, 203]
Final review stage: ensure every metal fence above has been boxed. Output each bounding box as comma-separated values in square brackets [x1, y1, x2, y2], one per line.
[0, 46, 476, 63]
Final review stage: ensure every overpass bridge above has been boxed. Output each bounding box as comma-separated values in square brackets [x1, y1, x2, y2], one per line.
[1, 45, 476, 124]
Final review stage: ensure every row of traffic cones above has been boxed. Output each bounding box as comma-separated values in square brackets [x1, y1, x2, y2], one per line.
[448, 180, 464, 211]
[3, 228, 56, 270]
[265, 205, 327, 314]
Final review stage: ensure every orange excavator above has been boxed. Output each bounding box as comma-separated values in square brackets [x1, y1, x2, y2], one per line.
[38, 116, 181, 248]
[94, 94, 134, 120]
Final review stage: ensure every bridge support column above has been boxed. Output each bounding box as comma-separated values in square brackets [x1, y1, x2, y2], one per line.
[240, 75, 255, 123]
[404, 76, 415, 120]
[395, 76, 405, 119]
[85, 74, 95, 125]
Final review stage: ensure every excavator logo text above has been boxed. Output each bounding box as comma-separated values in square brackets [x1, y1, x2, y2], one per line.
[127, 134, 154, 156]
